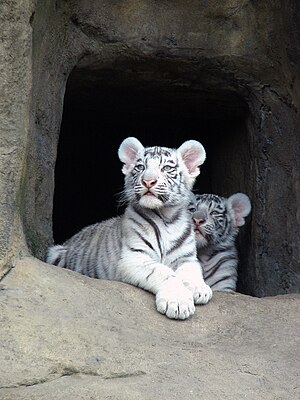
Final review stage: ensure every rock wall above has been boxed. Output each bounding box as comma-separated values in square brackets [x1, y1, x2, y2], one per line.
[0, 0, 34, 273]
[0, 0, 299, 296]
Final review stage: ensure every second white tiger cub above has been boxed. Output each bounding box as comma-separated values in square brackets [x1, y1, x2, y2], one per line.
[189, 193, 251, 292]
[47, 137, 212, 320]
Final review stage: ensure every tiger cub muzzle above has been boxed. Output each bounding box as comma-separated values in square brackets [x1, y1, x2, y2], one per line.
[192, 210, 209, 237]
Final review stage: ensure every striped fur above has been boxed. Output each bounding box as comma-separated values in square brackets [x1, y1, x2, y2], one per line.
[47, 137, 212, 320]
[189, 193, 251, 292]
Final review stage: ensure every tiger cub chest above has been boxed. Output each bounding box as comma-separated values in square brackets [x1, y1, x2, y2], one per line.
[124, 207, 193, 263]
[149, 214, 193, 262]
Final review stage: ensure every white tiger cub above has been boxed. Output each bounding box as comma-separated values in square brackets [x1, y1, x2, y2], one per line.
[47, 137, 212, 320]
[189, 193, 251, 292]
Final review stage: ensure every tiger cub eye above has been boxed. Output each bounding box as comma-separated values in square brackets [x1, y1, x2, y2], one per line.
[134, 164, 145, 172]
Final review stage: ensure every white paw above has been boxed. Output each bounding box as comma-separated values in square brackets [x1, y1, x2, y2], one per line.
[156, 284, 195, 320]
[193, 282, 213, 305]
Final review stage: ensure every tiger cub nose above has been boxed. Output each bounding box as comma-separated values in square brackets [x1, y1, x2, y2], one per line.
[193, 212, 207, 225]
[142, 179, 157, 188]
[193, 217, 206, 225]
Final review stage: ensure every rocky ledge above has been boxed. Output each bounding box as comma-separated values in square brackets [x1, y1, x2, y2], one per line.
[0, 257, 299, 399]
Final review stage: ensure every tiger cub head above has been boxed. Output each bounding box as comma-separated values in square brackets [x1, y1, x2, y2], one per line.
[118, 137, 206, 209]
[188, 193, 251, 249]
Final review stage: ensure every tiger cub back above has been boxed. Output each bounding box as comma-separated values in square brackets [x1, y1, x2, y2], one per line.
[47, 137, 212, 320]
[189, 193, 251, 292]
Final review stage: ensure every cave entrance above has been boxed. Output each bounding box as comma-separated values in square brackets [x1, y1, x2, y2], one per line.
[53, 60, 251, 293]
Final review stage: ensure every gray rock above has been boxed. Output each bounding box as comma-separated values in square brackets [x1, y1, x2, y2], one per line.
[0, 257, 299, 399]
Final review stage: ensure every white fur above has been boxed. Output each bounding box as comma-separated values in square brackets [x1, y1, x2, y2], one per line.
[48, 137, 212, 320]
[118, 203, 212, 319]
[177, 140, 206, 188]
[118, 137, 144, 175]
[228, 193, 252, 227]
[46, 245, 67, 267]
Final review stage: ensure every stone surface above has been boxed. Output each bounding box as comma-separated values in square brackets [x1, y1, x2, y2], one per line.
[0, 257, 299, 399]
[0, 0, 34, 269]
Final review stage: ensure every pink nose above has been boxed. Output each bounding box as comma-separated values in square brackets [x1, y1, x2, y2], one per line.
[142, 179, 157, 188]
[193, 217, 205, 225]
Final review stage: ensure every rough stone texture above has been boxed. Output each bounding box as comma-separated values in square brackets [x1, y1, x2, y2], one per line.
[0, 0, 34, 271]
[0, 257, 299, 399]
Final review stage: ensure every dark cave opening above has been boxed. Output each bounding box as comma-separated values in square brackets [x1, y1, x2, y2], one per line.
[53, 63, 252, 292]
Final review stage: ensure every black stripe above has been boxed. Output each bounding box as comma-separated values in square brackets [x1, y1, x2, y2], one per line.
[211, 275, 233, 288]
[146, 268, 155, 280]
[132, 228, 155, 252]
[154, 208, 182, 225]
[204, 256, 235, 280]
[52, 256, 61, 266]
[207, 249, 220, 260]
[129, 246, 148, 254]
[103, 231, 112, 278]
[94, 264, 100, 279]
[133, 205, 162, 257]
[128, 216, 146, 231]
[81, 239, 92, 276]
[167, 224, 192, 255]
[94, 233, 103, 279]
[86, 255, 93, 278]
[170, 251, 195, 267]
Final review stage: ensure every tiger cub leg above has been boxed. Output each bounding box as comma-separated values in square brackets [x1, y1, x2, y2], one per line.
[155, 274, 195, 320]
[119, 257, 195, 320]
[176, 262, 213, 305]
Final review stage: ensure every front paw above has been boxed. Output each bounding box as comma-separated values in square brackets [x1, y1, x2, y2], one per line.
[193, 282, 213, 305]
[156, 284, 195, 320]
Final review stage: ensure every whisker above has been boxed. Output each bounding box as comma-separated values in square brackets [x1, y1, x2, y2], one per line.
[115, 189, 130, 207]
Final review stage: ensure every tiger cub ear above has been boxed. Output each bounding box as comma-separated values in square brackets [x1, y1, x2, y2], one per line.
[118, 137, 144, 175]
[227, 193, 251, 227]
[177, 140, 206, 180]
